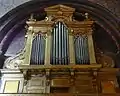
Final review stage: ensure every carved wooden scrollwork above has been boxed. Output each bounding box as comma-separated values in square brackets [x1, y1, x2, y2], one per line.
[96, 52, 115, 68]
[4, 48, 25, 69]
[101, 54, 115, 68]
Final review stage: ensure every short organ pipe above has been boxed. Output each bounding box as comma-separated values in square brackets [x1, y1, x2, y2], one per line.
[30, 33, 45, 65]
[74, 35, 90, 64]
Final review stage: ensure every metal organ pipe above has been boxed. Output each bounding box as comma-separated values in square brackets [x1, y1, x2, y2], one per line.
[55, 24, 58, 64]
[63, 23, 66, 64]
[83, 37, 86, 64]
[80, 36, 82, 64]
[58, 22, 61, 64]
[39, 34, 42, 64]
[50, 22, 69, 65]
[66, 27, 69, 65]
[82, 36, 86, 64]
[38, 34, 40, 64]
[36, 35, 38, 64]
[79, 36, 82, 64]
[63, 24, 66, 64]
[61, 23, 64, 64]
[30, 33, 45, 65]
[74, 35, 90, 64]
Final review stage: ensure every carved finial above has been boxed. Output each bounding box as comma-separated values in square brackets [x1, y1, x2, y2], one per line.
[85, 13, 89, 19]
[28, 26, 33, 31]
[29, 14, 36, 21]
[45, 16, 49, 21]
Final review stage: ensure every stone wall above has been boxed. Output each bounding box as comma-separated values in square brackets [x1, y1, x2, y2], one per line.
[89, 0, 120, 18]
[0, 0, 120, 18]
[0, 0, 119, 19]
[0, 0, 30, 17]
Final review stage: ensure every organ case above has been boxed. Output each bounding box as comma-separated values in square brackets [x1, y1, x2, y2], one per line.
[2, 4, 118, 95]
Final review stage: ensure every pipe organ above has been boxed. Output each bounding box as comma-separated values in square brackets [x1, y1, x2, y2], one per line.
[23, 4, 96, 66]
[1, 5, 119, 95]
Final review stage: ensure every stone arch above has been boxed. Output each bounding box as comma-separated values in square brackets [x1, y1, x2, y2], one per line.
[0, 0, 119, 66]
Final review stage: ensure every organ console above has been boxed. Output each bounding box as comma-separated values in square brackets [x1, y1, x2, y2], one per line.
[1, 4, 119, 96]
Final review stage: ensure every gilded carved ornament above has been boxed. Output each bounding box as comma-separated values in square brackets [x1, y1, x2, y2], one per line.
[96, 49, 115, 68]
[101, 54, 115, 68]
[45, 4, 74, 22]
[26, 5, 94, 37]
[69, 27, 93, 36]
[4, 49, 25, 69]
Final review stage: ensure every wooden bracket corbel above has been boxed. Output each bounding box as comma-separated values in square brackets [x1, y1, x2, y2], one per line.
[22, 69, 30, 80]
[70, 69, 75, 85]
[46, 69, 50, 86]
[22, 69, 30, 86]
[92, 69, 99, 93]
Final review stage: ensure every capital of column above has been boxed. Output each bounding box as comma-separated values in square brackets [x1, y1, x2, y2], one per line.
[28, 26, 52, 37]
[87, 28, 93, 35]
[69, 28, 88, 36]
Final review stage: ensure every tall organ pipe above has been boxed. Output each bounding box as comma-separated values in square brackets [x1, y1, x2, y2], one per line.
[61, 23, 64, 64]
[55, 24, 58, 64]
[50, 22, 69, 65]
[66, 27, 69, 64]
[36, 34, 40, 64]
[83, 37, 86, 64]
[54, 28, 55, 64]
[58, 22, 61, 64]
[82, 36, 85, 64]
[64, 27, 67, 64]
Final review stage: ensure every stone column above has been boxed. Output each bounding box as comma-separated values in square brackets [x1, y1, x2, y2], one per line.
[24, 26, 34, 65]
[87, 30, 96, 64]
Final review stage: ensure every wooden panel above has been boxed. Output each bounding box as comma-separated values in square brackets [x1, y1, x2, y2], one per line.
[28, 89, 45, 93]
[75, 86, 94, 93]
[75, 75, 92, 80]
[51, 79, 70, 87]
[4, 80, 19, 93]
[101, 81, 116, 93]
[28, 79, 44, 86]
[50, 87, 69, 93]
[75, 80, 92, 85]
[26, 76, 49, 93]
